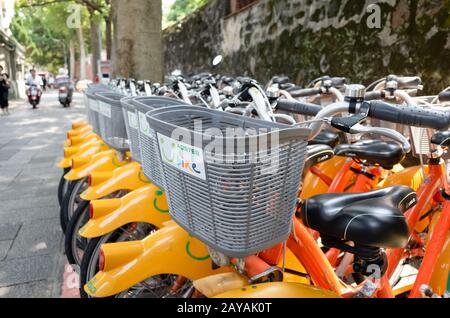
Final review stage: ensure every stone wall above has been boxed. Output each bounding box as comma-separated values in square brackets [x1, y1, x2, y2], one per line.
[163, 0, 450, 94]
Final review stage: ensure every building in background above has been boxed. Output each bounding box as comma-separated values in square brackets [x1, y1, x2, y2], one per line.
[0, 0, 26, 99]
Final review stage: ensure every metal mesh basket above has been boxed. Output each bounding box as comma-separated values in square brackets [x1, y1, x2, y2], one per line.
[121, 97, 141, 162]
[369, 108, 430, 158]
[146, 106, 310, 257]
[85, 84, 111, 134]
[132, 97, 189, 187]
[409, 127, 434, 157]
[95, 92, 129, 151]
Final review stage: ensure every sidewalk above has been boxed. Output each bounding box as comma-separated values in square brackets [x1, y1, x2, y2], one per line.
[0, 92, 85, 298]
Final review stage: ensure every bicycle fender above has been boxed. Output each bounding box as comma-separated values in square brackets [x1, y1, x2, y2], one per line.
[214, 282, 340, 298]
[81, 162, 149, 200]
[80, 185, 170, 238]
[84, 221, 229, 297]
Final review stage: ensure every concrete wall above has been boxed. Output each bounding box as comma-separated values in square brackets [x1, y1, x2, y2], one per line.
[163, 0, 450, 94]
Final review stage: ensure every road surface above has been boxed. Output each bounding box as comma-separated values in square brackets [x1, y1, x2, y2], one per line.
[0, 91, 86, 298]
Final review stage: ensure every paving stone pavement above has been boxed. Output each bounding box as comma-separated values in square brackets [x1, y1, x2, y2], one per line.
[0, 91, 86, 298]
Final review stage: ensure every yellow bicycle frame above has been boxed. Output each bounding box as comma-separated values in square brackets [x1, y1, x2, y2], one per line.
[213, 282, 339, 298]
[64, 150, 128, 181]
[84, 221, 229, 297]
[63, 131, 99, 148]
[300, 157, 348, 200]
[71, 120, 89, 130]
[67, 125, 92, 138]
[80, 184, 170, 238]
[80, 162, 151, 201]
[58, 140, 109, 169]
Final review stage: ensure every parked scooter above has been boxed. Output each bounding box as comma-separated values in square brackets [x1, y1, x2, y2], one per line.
[26, 84, 42, 109]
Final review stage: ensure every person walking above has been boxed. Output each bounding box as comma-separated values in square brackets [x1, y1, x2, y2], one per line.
[42, 75, 47, 91]
[0, 66, 10, 116]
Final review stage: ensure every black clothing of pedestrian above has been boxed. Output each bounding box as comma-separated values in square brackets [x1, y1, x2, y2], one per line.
[0, 73, 10, 115]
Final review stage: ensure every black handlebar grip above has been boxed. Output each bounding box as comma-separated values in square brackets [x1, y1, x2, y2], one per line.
[396, 76, 422, 88]
[277, 100, 322, 116]
[439, 91, 450, 102]
[285, 85, 304, 92]
[364, 91, 384, 101]
[272, 76, 290, 85]
[330, 77, 346, 87]
[368, 101, 450, 131]
[290, 88, 321, 98]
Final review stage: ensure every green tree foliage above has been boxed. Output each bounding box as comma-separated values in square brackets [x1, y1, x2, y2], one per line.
[12, 3, 74, 72]
[165, 0, 209, 25]
[11, 0, 108, 73]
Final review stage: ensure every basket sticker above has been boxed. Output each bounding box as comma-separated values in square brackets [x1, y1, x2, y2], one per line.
[138, 112, 152, 138]
[98, 101, 111, 118]
[127, 111, 138, 129]
[157, 133, 206, 180]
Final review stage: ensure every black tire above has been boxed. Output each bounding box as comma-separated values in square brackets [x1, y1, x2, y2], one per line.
[57, 168, 71, 207]
[59, 180, 73, 233]
[64, 200, 90, 266]
[60, 178, 88, 233]
[79, 234, 114, 298]
[79, 223, 158, 298]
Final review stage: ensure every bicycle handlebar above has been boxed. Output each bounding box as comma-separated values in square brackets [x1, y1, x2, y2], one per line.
[439, 91, 450, 102]
[289, 88, 322, 98]
[364, 91, 384, 101]
[386, 75, 422, 89]
[367, 101, 450, 131]
[328, 77, 346, 87]
[276, 99, 322, 116]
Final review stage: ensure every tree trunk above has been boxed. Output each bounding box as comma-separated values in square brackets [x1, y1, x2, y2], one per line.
[69, 39, 75, 79]
[104, 0, 112, 60]
[112, 0, 163, 81]
[77, 26, 87, 80]
[110, 0, 119, 78]
[105, 16, 112, 60]
[89, 12, 101, 81]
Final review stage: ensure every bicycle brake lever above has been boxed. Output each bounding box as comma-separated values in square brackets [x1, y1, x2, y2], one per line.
[330, 103, 370, 133]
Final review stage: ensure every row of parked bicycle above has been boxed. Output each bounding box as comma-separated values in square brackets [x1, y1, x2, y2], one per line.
[58, 68, 450, 298]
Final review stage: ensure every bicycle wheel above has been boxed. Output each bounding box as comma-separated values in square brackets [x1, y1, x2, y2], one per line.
[60, 177, 88, 233]
[79, 223, 173, 298]
[115, 276, 194, 298]
[58, 168, 71, 207]
[79, 223, 157, 298]
[64, 200, 90, 266]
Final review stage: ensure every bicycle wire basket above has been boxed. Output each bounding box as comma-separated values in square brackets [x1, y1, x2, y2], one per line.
[146, 106, 311, 257]
[95, 92, 129, 152]
[132, 97, 190, 187]
[120, 96, 141, 163]
[85, 84, 111, 134]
